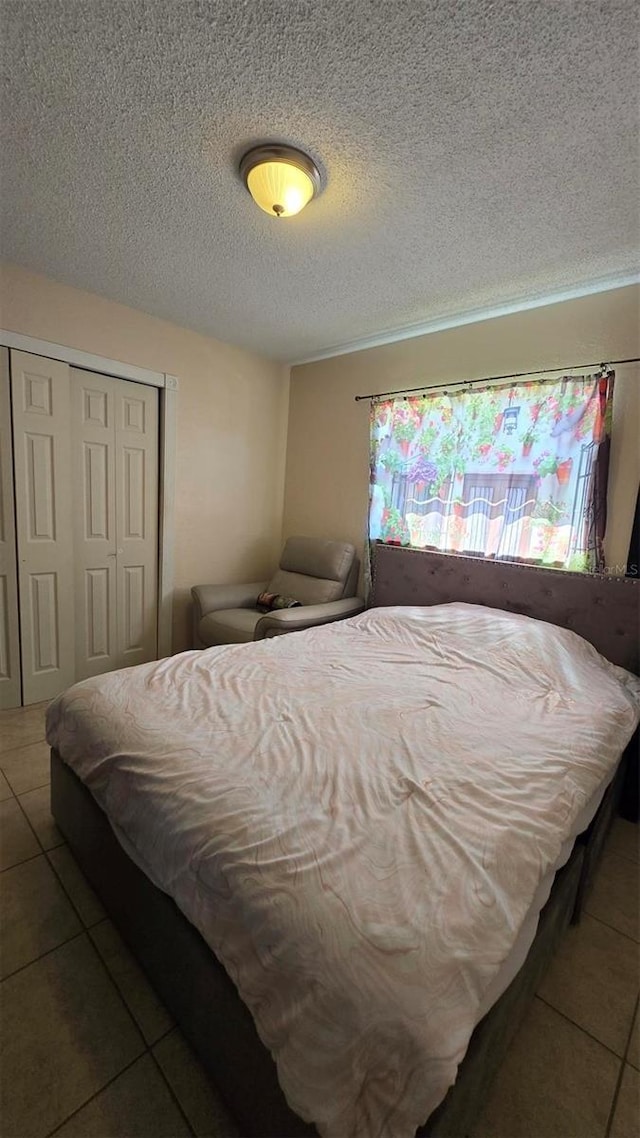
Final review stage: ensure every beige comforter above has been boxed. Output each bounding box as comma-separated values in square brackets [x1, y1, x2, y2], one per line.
[46, 604, 640, 1138]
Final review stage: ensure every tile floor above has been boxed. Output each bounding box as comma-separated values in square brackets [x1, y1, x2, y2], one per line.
[1, 701, 638, 1138]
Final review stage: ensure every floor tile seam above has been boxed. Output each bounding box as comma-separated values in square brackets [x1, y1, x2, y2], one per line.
[2, 913, 175, 1135]
[3, 776, 51, 797]
[0, 735, 47, 759]
[13, 788, 49, 855]
[87, 925, 182, 1054]
[604, 1054, 630, 1138]
[582, 908, 639, 945]
[0, 850, 44, 875]
[606, 849, 640, 867]
[534, 994, 633, 1061]
[12, 929, 154, 1132]
[43, 845, 105, 930]
[0, 928, 86, 984]
[148, 1046, 198, 1137]
[38, 989, 196, 1138]
[86, 924, 175, 1050]
[2, 902, 177, 1043]
[621, 994, 640, 1065]
[44, 1049, 151, 1138]
[80, 923, 149, 1054]
[150, 1023, 177, 1050]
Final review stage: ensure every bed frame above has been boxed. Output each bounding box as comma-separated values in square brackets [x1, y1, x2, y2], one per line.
[370, 544, 639, 673]
[51, 545, 639, 1138]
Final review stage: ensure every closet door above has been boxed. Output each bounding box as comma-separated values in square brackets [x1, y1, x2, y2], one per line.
[71, 370, 158, 674]
[0, 348, 21, 708]
[115, 378, 158, 668]
[10, 350, 74, 704]
[71, 370, 118, 680]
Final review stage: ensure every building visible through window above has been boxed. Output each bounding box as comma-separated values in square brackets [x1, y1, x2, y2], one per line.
[368, 372, 614, 572]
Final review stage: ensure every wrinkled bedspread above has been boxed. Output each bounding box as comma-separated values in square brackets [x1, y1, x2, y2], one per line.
[46, 604, 640, 1138]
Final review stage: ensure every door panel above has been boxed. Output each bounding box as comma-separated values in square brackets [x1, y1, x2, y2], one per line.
[25, 433, 56, 539]
[0, 348, 21, 708]
[11, 350, 74, 704]
[71, 370, 118, 680]
[83, 443, 110, 539]
[115, 379, 158, 668]
[30, 573, 59, 669]
[85, 568, 110, 657]
[122, 564, 145, 651]
[123, 447, 145, 538]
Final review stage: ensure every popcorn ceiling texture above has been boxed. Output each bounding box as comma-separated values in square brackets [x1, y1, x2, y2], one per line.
[1, 0, 638, 362]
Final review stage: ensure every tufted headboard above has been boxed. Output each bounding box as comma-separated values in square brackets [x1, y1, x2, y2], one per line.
[371, 545, 639, 673]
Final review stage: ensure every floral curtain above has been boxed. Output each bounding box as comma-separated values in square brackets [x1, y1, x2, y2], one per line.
[368, 372, 614, 573]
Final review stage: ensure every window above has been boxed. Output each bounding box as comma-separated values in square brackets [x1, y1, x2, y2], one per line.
[368, 372, 614, 573]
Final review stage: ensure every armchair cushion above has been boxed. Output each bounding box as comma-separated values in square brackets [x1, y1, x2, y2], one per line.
[266, 568, 344, 605]
[255, 597, 365, 639]
[199, 608, 263, 646]
[266, 536, 358, 606]
[278, 536, 355, 581]
[192, 581, 268, 621]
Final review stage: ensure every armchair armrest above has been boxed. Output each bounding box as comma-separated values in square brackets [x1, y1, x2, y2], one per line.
[254, 597, 365, 640]
[191, 581, 268, 621]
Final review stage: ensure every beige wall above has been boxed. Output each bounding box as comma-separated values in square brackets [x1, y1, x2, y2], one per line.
[283, 285, 640, 578]
[0, 263, 290, 652]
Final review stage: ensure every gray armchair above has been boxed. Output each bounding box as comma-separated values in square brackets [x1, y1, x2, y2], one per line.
[192, 536, 364, 647]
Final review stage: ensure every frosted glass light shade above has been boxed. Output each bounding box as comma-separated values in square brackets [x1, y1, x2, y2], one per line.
[240, 145, 321, 218]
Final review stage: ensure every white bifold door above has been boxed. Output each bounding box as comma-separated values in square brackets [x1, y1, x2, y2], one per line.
[0, 349, 21, 708]
[10, 351, 76, 705]
[71, 368, 158, 681]
[8, 350, 158, 705]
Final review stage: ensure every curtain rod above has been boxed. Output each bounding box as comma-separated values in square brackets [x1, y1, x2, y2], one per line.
[354, 357, 640, 403]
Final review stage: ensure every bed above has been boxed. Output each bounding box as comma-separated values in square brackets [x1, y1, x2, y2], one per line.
[48, 545, 640, 1138]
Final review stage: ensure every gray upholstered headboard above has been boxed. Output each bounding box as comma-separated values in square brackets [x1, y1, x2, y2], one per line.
[371, 545, 640, 673]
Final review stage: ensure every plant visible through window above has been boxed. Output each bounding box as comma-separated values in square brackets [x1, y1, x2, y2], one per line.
[368, 372, 614, 572]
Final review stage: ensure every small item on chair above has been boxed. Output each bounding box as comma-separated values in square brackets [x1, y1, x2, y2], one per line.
[256, 592, 302, 612]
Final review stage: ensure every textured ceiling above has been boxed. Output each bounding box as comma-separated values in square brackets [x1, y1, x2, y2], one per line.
[1, 0, 638, 363]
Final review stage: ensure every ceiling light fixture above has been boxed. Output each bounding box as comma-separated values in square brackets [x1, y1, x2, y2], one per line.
[240, 144, 321, 218]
